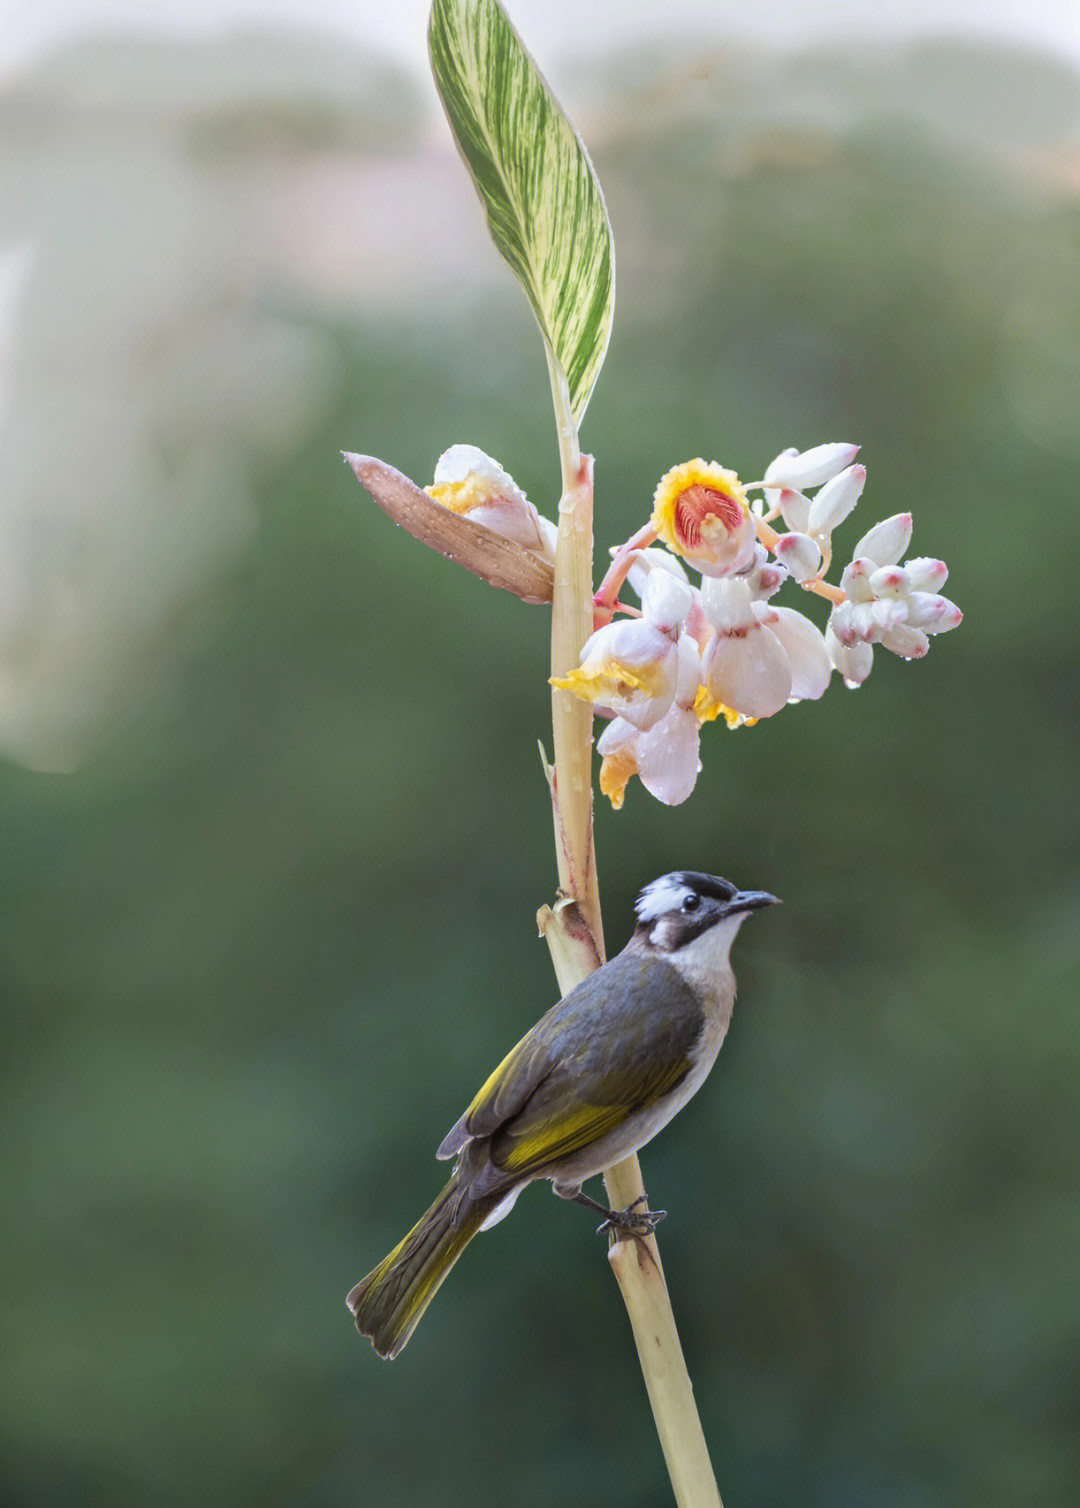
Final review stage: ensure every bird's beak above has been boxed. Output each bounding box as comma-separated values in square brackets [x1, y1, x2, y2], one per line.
[726, 890, 781, 915]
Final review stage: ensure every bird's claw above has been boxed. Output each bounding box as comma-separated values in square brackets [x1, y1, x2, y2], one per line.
[597, 1193, 667, 1238]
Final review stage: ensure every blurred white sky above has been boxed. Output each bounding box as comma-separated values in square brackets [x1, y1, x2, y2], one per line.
[4, 0, 1080, 76]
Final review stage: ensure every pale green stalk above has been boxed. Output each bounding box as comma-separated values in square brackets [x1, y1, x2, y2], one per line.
[541, 350, 723, 1508]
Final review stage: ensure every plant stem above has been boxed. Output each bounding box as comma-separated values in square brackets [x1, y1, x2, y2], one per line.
[542, 345, 723, 1508]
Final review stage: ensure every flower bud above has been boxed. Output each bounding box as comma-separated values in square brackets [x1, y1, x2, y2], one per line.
[839, 557, 875, 604]
[778, 489, 811, 533]
[905, 593, 962, 634]
[741, 546, 787, 600]
[851, 513, 912, 567]
[829, 599, 858, 646]
[903, 556, 948, 592]
[763, 443, 860, 491]
[753, 564, 788, 599]
[773, 532, 822, 583]
[870, 598, 909, 634]
[807, 465, 866, 538]
[880, 624, 929, 659]
[849, 602, 881, 642]
[826, 625, 874, 686]
[762, 446, 799, 483]
[869, 565, 911, 599]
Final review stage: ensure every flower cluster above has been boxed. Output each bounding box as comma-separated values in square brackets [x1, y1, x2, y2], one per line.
[420, 440, 960, 808]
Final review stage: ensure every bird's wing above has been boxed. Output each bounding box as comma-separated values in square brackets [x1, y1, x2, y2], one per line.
[439, 953, 705, 1177]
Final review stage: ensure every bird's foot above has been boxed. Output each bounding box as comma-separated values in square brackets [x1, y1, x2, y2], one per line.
[598, 1193, 667, 1238]
[573, 1190, 666, 1238]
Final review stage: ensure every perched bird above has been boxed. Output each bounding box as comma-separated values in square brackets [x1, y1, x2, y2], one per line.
[348, 871, 778, 1358]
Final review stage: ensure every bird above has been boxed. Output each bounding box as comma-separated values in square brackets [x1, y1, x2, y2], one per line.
[347, 871, 778, 1358]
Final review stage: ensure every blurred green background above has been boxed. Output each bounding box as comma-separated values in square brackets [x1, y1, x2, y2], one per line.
[2, 21, 1079, 1508]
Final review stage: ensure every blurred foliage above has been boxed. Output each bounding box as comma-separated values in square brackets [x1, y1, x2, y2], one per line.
[2, 26, 1079, 1508]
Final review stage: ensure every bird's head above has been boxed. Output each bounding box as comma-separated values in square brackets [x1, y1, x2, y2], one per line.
[632, 871, 779, 966]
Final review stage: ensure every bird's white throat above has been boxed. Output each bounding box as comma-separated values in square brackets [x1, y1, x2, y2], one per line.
[657, 913, 746, 1006]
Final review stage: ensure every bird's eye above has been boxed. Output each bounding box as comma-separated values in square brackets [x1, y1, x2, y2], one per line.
[682, 893, 701, 913]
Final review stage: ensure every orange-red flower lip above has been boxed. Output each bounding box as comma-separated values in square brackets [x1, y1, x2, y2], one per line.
[673, 483, 745, 550]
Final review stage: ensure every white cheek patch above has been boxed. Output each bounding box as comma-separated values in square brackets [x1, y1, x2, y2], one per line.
[635, 875, 693, 923]
[648, 915, 682, 951]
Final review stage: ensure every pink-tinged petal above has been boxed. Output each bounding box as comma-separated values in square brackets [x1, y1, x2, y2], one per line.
[764, 443, 860, 490]
[904, 556, 948, 592]
[637, 705, 702, 806]
[693, 514, 758, 579]
[852, 513, 913, 567]
[869, 565, 911, 599]
[880, 624, 930, 659]
[829, 600, 857, 646]
[751, 563, 788, 600]
[849, 602, 882, 642]
[465, 500, 547, 552]
[826, 626, 874, 686]
[762, 606, 832, 700]
[773, 532, 821, 583]
[704, 622, 792, 718]
[807, 465, 866, 538]
[911, 591, 959, 633]
[905, 593, 962, 633]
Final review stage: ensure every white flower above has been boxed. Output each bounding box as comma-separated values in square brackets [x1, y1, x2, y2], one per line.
[701, 577, 792, 719]
[552, 568, 692, 731]
[651, 459, 757, 577]
[741, 544, 788, 601]
[427, 444, 556, 561]
[773, 531, 822, 583]
[852, 513, 912, 567]
[598, 635, 703, 807]
[552, 619, 677, 730]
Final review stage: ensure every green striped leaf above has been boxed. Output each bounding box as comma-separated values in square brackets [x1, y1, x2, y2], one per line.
[429, 0, 614, 429]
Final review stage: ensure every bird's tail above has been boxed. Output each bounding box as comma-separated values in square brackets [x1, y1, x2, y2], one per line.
[347, 1172, 495, 1359]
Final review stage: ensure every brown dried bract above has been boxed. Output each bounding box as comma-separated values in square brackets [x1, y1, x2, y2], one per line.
[343, 453, 554, 604]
